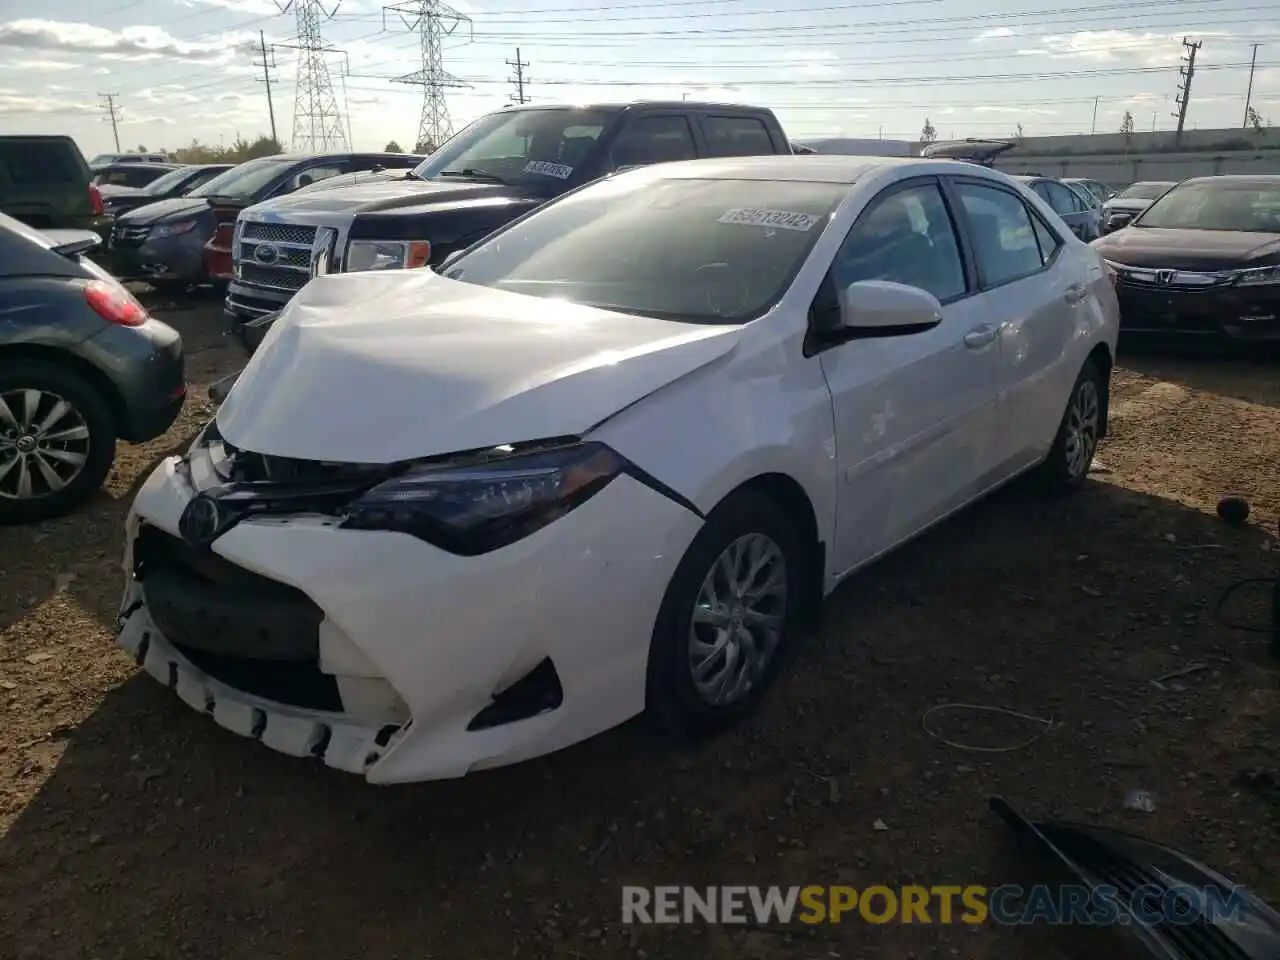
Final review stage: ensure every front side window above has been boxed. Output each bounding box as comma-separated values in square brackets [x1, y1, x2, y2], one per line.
[955, 182, 1046, 287]
[413, 108, 619, 192]
[445, 175, 848, 323]
[607, 116, 697, 169]
[1045, 181, 1084, 214]
[1135, 180, 1280, 232]
[832, 182, 967, 302]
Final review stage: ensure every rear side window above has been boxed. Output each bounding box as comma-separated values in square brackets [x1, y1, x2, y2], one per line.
[0, 141, 81, 186]
[1044, 181, 1084, 215]
[703, 115, 776, 158]
[609, 116, 697, 167]
[954, 181, 1046, 288]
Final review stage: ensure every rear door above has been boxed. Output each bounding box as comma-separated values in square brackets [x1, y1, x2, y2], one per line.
[947, 176, 1077, 471]
[1041, 179, 1093, 239]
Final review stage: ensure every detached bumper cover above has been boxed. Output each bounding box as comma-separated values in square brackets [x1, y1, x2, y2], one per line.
[118, 454, 702, 783]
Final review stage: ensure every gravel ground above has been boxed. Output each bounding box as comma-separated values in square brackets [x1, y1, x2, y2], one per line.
[1, 298, 1278, 960]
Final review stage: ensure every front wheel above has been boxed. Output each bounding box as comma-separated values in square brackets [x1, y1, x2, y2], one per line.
[646, 490, 805, 738]
[0, 361, 117, 524]
[1035, 357, 1105, 493]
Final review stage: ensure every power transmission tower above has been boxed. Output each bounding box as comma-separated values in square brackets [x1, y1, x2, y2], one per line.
[384, 0, 473, 153]
[253, 30, 280, 145]
[98, 93, 121, 151]
[275, 0, 349, 152]
[1172, 36, 1202, 143]
[1243, 42, 1262, 128]
[506, 48, 529, 104]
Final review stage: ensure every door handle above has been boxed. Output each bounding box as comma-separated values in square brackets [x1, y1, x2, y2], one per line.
[963, 324, 999, 348]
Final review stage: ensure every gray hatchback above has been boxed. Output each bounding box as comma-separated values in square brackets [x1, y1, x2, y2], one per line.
[0, 212, 185, 524]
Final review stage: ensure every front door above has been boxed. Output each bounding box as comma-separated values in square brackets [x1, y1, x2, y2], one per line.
[817, 177, 1003, 576]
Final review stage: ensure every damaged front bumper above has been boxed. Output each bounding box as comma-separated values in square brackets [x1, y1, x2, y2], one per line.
[117, 449, 700, 783]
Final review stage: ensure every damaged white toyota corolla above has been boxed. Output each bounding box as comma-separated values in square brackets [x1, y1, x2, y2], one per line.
[118, 156, 1119, 784]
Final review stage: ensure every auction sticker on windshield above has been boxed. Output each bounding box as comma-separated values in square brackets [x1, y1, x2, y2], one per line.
[718, 208, 820, 231]
[524, 161, 574, 179]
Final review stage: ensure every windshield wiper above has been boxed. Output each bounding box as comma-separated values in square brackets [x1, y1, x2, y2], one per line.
[436, 168, 510, 185]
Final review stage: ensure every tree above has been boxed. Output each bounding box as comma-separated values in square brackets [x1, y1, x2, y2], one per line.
[1120, 111, 1135, 137]
[1247, 106, 1267, 132]
[135, 144, 148, 152]
[919, 118, 937, 144]
[384, 140, 403, 152]
[166, 134, 283, 165]
[414, 138, 438, 154]
[1013, 122, 1025, 143]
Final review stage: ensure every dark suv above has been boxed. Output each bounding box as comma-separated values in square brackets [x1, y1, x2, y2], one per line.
[225, 101, 793, 323]
[0, 135, 103, 232]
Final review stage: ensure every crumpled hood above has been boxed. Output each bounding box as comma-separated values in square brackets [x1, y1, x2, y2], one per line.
[215, 270, 742, 464]
[116, 196, 208, 226]
[246, 177, 527, 218]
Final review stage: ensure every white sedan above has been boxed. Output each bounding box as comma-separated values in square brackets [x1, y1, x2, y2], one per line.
[117, 155, 1119, 784]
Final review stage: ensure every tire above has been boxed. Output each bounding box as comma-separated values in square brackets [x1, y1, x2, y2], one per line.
[0, 360, 117, 525]
[646, 490, 805, 738]
[1035, 357, 1106, 493]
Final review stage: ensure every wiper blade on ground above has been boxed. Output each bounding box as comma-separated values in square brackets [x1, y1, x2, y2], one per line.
[436, 168, 509, 184]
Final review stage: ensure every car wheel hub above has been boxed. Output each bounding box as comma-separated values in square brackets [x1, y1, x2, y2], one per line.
[1064, 379, 1100, 478]
[0, 389, 92, 501]
[688, 532, 788, 708]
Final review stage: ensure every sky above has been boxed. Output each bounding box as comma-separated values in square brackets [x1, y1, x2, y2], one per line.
[0, 0, 1278, 157]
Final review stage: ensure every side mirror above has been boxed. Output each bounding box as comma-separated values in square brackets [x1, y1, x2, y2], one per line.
[838, 280, 943, 336]
[438, 249, 464, 272]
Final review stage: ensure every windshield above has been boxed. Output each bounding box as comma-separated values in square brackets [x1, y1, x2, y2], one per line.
[445, 174, 847, 323]
[189, 157, 291, 199]
[1136, 180, 1280, 232]
[141, 166, 196, 196]
[412, 108, 619, 190]
[1118, 182, 1174, 201]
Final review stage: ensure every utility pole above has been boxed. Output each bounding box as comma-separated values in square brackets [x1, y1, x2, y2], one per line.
[98, 93, 121, 151]
[1173, 36, 1202, 143]
[506, 48, 529, 104]
[1091, 96, 1099, 135]
[253, 30, 279, 144]
[1243, 42, 1262, 128]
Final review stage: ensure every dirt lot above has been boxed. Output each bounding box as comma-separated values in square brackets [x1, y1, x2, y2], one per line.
[1, 298, 1278, 960]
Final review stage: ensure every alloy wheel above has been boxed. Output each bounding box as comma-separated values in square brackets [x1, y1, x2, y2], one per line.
[688, 532, 788, 707]
[1063, 379, 1100, 479]
[0, 389, 92, 501]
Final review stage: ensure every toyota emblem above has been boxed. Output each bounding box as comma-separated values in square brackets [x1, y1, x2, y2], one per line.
[254, 243, 281, 265]
[178, 494, 225, 547]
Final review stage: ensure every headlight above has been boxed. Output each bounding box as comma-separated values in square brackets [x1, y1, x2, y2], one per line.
[341, 440, 624, 555]
[1234, 265, 1280, 287]
[345, 239, 431, 272]
[150, 219, 198, 239]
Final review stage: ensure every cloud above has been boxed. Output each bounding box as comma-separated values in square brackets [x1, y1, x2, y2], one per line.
[1015, 30, 1232, 66]
[0, 57, 77, 71]
[0, 90, 97, 116]
[973, 27, 1015, 42]
[972, 105, 1059, 116]
[784, 49, 843, 79]
[0, 19, 258, 64]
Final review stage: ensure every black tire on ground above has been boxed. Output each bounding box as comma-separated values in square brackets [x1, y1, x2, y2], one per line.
[646, 489, 806, 738]
[1034, 356, 1106, 494]
[147, 280, 188, 296]
[0, 360, 117, 525]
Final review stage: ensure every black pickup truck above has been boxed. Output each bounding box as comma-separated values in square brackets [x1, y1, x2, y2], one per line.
[224, 100, 793, 324]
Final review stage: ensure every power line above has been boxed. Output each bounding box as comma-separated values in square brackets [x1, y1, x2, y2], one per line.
[383, 0, 473, 151]
[252, 29, 281, 144]
[506, 47, 529, 104]
[1173, 36, 1203, 141]
[98, 93, 122, 151]
[275, 0, 349, 151]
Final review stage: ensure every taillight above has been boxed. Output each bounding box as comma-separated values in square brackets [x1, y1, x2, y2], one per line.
[84, 280, 146, 327]
[89, 183, 104, 215]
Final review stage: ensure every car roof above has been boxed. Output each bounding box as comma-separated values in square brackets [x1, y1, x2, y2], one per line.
[626, 154, 1011, 184]
[1181, 174, 1280, 186]
[102, 161, 182, 171]
[491, 100, 772, 113]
